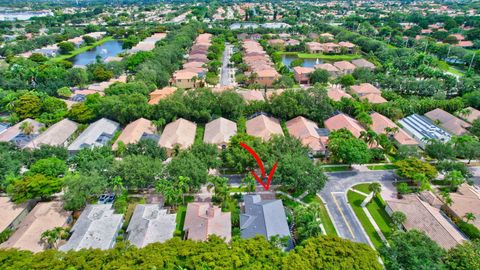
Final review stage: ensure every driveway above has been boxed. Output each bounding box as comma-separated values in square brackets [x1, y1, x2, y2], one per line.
[219, 43, 235, 87]
[318, 170, 397, 246]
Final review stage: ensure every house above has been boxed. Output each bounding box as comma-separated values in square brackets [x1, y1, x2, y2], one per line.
[385, 195, 466, 249]
[425, 108, 471, 136]
[456, 41, 474, 48]
[60, 204, 123, 251]
[113, 118, 157, 150]
[240, 195, 292, 249]
[351, 59, 375, 70]
[457, 107, 480, 124]
[320, 33, 334, 40]
[333, 61, 356, 74]
[246, 114, 283, 141]
[128, 33, 167, 53]
[315, 63, 341, 78]
[443, 183, 480, 230]
[0, 197, 31, 235]
[148, 87, 177, 105]
[183, 61, 205, 69]
[158, 118, 196, 153]
[398, 114, 451, 148]
[23, 119, 78, 149]
[327, 85, 352, 101]
[359, 93, 387, 104]
[0, 201, 71, 253]
[237, 90, 265, 103]
[254, 69, 280, 87]
[183, 202, 231, 242]
[172, 70, 199, 89]
[286, 116, 328, 154]
[203, 117, 237, 149]
[350, 83, 381, 96]
[324, 113, 365, 138]
[0, 119, 44, 147]
[322, 42, 341, 53]
[370, 112, 418, 146]
[68, 118, 119, 152]
[126, 204, 176, 248]
[306, 42, 324, 53]
[293, 66, 314, 84]
[338, 41, 356, 53]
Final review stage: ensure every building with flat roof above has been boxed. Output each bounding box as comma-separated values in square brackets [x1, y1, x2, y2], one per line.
[240, 195, 292, 249]
[398, 114, 451, 148]
[0, 201, 71, 253]
[60, 204, 123, 251]
[67, 118, 119, 152]
[127, 204, 176, 248]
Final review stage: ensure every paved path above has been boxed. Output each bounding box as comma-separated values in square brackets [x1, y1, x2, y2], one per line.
[219, 43, 235, 87]
[318, 170, 397, 247]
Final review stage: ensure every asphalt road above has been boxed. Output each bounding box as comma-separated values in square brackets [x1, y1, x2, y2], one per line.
[220, 43, 235, 87]
[318, 170, 397, 247]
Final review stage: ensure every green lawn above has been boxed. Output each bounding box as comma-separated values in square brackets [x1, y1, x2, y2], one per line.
[194, 124, 205, 145]
[367, 164, 398, 170]
[437, 60, 464, 77]
[321, 165, 351, 172]
[175, 205, 187, 237]
[50, 36, 114, 62]
[366, 195, 393, 239]
[277, 194, 301, 209]
[352, 183, 371, 194]
[228, 186, 247, 193]
[301, 193, 316, 203]
[347, 190, 384, 249]
[312, 196, 337, 236]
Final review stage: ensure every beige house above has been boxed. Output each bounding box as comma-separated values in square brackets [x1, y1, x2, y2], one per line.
[293, 66, 314, 84]
[351, 59, 375, 70]
[246, 114, 283, 141]
[324, 113, 365, 138]
[350, 83, 381, 96]
[425, 108, 471, 136]
[148, 87, 177, 105]
[183, 202, 231, 242]
[333, 61, 356, 74]
[113, 118, 157, 150]
[254, 69, 280, 87]
[385, 195, 466, 250]
[23, 119, 78, 149]
[172, 70, 199, 89]
[359, 93, 387, 104]
[158, 118, 196, 153]
[0, 201, 71, 253]
[327, 85, 352, 101]
[203, 117, 237, 149]
[315, 63, 341, 78]
[237, 90, 265, 103]
[370, 112, 418, 146]
[443, 183, 480, 229]
[0, 198, 31, 235]
[286, 116, 327, 154]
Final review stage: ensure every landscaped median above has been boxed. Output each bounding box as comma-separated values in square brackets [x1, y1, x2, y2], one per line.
[347, 184, 393, 249]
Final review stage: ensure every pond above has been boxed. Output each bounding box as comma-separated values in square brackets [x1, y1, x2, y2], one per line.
[68, 40, 124, 66]
[282, 55, 324, 70]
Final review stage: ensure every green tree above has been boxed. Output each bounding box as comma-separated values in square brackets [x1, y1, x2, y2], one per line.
[57, 87, 72, 98]
[7, 174, 63, 203]
[395, 158, 437, 181]
[309, 69, 330, 84]
[452, 135, 480, 163]
[444, 170, 465, 191]
[63, 172, 108, 211]
[294, 203, 323, 242]
[58, 41, 75, 54]
[14, 93, 42, 119]
[41, 227, 69, 249]
[380, 230, 446, 270]
[425, 140, 455, 161]
[110, 155, 165, 189]
[338, 74, 356, 86]
[168, 151, 208, 190]
[328, 129, 371, 165]
[28, 157, 67, 178]
[444, 240, 480, 270]
[68, 102, 96, 123]
[124, 139, 167, 160]
[368, 182, 381, 195]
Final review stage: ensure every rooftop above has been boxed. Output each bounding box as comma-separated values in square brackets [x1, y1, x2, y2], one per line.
[68, 118, 120, 152]
[113, 118, 157, 150]
[246, 114, 283, 141]
[24, 119, 78, 149]
[203, 117, 237, 147]
[0, 197, 28, 233]
[425, 108, 471, 136]
[183, 202, 231, 242]
[158, 118, 196, 150]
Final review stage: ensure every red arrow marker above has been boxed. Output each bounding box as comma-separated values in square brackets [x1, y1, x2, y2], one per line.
[240, 142, 278, 191]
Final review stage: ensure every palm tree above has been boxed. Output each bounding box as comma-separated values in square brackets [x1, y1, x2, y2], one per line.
[360, 130, 378, 146]
[441, 191, 453, 206]
[368, 182, 382, 196]
[384, 126, 399, 138]
[457, 108, 472, 120]
[464, 212, 476, 223]
[208, 176, 229, 207]
[156, 179, 181, 209]
[41, 227, 69, 249]
[20, 121, 35, 148]
[112, 176, 125, 195]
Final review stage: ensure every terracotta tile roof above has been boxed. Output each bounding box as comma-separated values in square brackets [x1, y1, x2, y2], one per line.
[286, 116, 326, 152]
[447, 184, 480, 229]
[315, 63, 340, 72]
[458, 107, 480, 123]
[173, 70, 198, 80]
[113, 118, 157, 150]
[386, 195, 466, 250]
[246, 114, 283, 141]
[158, 118, 196, 150]
[0, 201, 71, 253]
[351, 59, 375, 69]
[338, 41, 356, 48]
[183, 202, 231, 242]
[327, 85, 352, 101]
[237, 90, 265, 102]
[425, 108, 471, 135]
[203, 117, 237, 147]
[293, 66, 314, 75]
[324, 113, 365, 138]
[370, 112, 418, 146]
[148, 87, 177, 105]
[333, 61, 356, 71]
[359, 93, 387, 104]
[0, 197, 28, 233]
[350, 83, 381, 96]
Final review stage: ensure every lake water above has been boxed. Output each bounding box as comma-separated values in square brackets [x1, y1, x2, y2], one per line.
[68, 40, 124, 66]
[282, 55, 324, 70]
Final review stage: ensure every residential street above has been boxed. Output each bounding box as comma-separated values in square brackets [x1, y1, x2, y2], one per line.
[219, 43, 235, 87]
[318, 170, 397, 247]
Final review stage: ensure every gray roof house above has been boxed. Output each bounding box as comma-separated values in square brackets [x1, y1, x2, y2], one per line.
[398, 114, 451, 148]
[59, 204, 123, 251]
[126, 204, 176, 248]
[240, 194, 292, 249]
[24, 119, 78, 149]
[67, 118, 119, 152]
